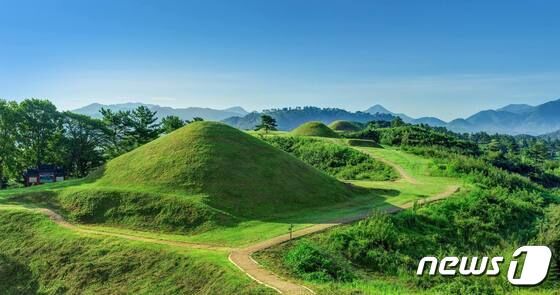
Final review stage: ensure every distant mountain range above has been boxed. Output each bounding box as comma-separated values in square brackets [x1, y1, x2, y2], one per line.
[73, 98, 560, 135]
[73, 103, 248, 121]
[364, 104, 447, 127]
[365, 99, 560, 136]
[223, 107, 395, 130]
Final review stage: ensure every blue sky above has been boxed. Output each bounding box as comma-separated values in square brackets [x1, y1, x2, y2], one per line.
[1, 0, 559, 120]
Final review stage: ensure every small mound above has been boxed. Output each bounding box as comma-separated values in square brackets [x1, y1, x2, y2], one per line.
[329, 120, 361, 132]
[291, 121, 339, 138]
[92, 122, 352, 218]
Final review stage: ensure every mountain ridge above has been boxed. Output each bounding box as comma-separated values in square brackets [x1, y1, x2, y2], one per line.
[73, 102, 248, 121]
[72, 98, 560, 135]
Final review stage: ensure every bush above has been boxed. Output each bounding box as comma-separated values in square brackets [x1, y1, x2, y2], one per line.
[263, 136, 396, 181]
[284, 240, 353, 282]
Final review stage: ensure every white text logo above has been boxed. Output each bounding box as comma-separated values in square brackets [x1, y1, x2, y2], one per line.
[416, 246, 552, 286]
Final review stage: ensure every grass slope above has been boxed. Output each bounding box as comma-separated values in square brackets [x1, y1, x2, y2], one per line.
[291, 121, 340, 138]
[6, 122, 356, 235]
[0, 209, 271, 295]
[94, 121, 353, 215]
[328, 120, 361, 132]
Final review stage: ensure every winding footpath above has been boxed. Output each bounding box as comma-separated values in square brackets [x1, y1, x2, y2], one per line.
[36, 155, 459, 295]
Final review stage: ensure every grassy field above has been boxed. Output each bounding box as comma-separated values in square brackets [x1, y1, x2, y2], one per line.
[0, 208, 272, 295]
[0, 146, 461, 248]
[351, 146, 467, 205]
[0, 126, 466, 294]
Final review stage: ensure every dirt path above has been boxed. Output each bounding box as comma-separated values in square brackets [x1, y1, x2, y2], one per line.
[36, 208, 234, 251]
[34, 155, 458, 295]
[228, 184, 460, 294]
[357, 149, 419, 184]
[36, 184, 459, 294]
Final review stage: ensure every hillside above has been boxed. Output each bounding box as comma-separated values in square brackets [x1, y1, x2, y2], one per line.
[328, 120, 362, 132]
[74, 102, 248, 121]
[291, 122, 339, 138]
[88, 121, 352, 217]
[223, 107, 395, 130]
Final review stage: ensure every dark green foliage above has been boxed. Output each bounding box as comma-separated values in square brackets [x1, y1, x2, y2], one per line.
[328, 120, 361, 132]
[100, 107, 134, 157]
[17, 99, 62, 167]
[263, 136, 396, 181]
[160, 115, 186, 133]
[343, 128, 380, 142]
[346, 139, 379, 148]
[284, 240, 353, 282]
[255, 114, 278, 133]
[0, 100, 20, 188]
[377, 125, 479, 155]
[60, 112, 108, 177]
[129, 105, 161, 145]
[273, 131, 560, 292]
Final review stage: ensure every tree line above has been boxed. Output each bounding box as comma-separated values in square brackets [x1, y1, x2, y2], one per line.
[0, 99, 196, 188]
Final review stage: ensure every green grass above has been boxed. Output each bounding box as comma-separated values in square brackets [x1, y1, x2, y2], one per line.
[291, 121, 340, 138]
[262, 136, 397, 181]
[0, 133, 469, 294]
[94, 121, 354, 216]
[350, 146, 466, 204]
[0, 139, 462, 248]
[0, 208, 272, 294]
[328, 120, 361, 132]
[65, 191, 402, 247]
[2, 122, 359, 235]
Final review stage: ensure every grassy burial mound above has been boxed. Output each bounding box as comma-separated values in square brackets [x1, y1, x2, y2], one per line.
[328, 120, 362, 132]
[291, 121, 339, 138]
[59, 122, 354, 232]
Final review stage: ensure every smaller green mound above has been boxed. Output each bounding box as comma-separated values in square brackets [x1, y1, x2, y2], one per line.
[328, 120, 361, 132]
[291, 121, 339, 138]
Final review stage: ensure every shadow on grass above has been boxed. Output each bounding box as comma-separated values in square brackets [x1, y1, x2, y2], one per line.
[0, 171, 412, 240]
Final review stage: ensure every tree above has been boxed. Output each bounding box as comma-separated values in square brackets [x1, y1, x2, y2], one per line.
[61, 112, 109, 177]
[100, 108, 133, 157]
[161, 116, 185, 134]
[255, 115, 278, 133]
[17, 99, 61, 167]
[525, 141, 549, 166]
[391, 117, 405, 127]
[0, 100, 20, 188]
[192, 117, 204, 122]
[129, 106, 161, 145]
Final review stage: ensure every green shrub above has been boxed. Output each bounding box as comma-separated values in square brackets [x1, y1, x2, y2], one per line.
[346, 139, 379, 147]
[263, 136, 396, 181]
[284, 240, 353, 282]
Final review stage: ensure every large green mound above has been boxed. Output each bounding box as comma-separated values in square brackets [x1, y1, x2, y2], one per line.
[93, 121, 352, 217]
[328, 120, 361, 132]
[291, 121, 339, 138]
